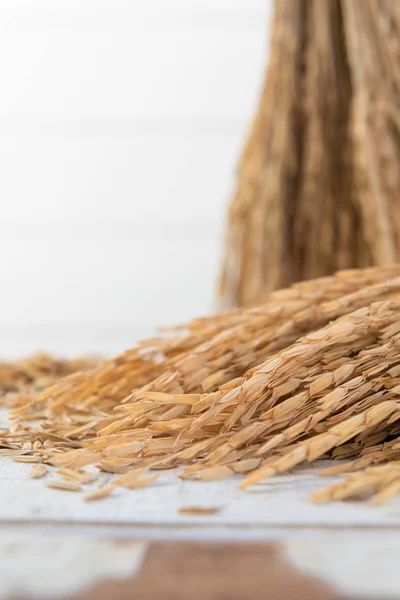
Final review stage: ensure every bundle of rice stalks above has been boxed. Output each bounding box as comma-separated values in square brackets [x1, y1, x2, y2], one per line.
[343, 0, 400, 264]
[219, 0, 400, 308]
[12, 265, 400, 422]
[3, 267, 400, 504]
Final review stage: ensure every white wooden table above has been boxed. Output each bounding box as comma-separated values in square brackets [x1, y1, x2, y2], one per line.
[1, 454, 400, 599]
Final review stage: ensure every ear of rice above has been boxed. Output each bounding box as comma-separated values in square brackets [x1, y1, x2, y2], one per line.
[3, 269, 400, 504]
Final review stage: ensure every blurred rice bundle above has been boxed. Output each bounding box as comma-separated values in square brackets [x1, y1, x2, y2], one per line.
[0, 353, 99, 407]
[219, 0, 400, 308]
[3, 267, 400, 504]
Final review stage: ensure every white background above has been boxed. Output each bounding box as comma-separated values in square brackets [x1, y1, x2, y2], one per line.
[0, 0, 271, 357]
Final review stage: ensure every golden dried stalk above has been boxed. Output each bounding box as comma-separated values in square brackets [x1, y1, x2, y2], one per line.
[219, 0, 400, 308]
[219, 0, 308, 306]
[342, 0, 400, 264]
[292, 0, 363, 282]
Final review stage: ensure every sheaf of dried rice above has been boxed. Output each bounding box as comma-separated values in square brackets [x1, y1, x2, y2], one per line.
[3, 268, 400, 503]
[17, 266, 400, 420]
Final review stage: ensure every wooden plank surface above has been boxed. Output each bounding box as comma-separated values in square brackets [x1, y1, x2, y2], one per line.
[2, 457, 400, 529]
[4, 531, 399, 600]
[1, 524, 400, 598]
[0, 535, 361, 600]
[72, 541, 343, 600]
[2, 457, 400, 598]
